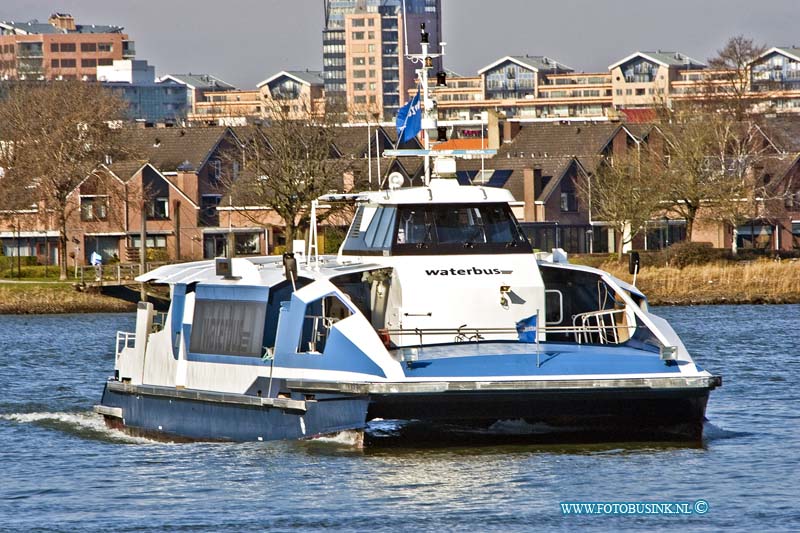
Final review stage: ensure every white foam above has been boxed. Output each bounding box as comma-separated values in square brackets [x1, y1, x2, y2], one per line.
[309, 429, 365, 448]
[0, 411, 162, 445]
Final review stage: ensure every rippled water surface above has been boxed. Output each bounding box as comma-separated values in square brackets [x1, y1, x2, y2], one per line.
[1, 306, 798, 531]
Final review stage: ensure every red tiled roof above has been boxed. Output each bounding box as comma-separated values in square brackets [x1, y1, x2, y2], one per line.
[620, 108, 657, 123]
[433, 138, 488, 150]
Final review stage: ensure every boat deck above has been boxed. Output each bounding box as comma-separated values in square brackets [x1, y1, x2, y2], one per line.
[392, 341, 683, 379]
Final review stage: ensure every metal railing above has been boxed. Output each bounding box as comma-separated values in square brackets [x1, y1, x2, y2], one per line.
[75, 262, 169, 285]
[383, 312, 635, 347]
[115, 331, 136, 363]
[571, 309, 631, 345]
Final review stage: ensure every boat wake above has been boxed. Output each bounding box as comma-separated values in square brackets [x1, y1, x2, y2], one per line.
[0, 411, 162, 445]
[308, 429, 365, 448]
[702, 421, 746, 441]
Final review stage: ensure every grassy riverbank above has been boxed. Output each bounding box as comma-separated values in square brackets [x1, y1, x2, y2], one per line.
[0, 282, 136, 314]
[1, 257, 798, 313]
[576, 258, 800, 305]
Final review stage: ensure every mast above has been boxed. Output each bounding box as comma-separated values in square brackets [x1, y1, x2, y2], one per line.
[403, 17, 444, 185]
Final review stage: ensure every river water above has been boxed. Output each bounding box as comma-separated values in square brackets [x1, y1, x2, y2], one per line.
[0, 305, 798, 532]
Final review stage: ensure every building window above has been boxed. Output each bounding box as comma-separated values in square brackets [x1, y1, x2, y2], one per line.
[615, 89, 622, 96]
[50, 43, 59, 53]
[368, 31, 375, 39]
[146, 197, 169, 220]
[80, 43, 97, 52]
[560, 191, 578, 212]
[209, 159, 222, 182]
[98, 43, 113, 52]
[368, 44, 375, 53]
[60, 58, 76, 68]
[368, 18, 375, 27]
[351, 31, 364, 40]
[130, 235, 167, 249]
[353, 82, 366, 91]
[352, 18, 365, 27]
[98, 58, 113, 66]
[636, 88, 646, 96]
[59, 43, 76, 52]
[353, 70, 366, 79]
[81, 58, 97, 68]
[235, 233, 260, 255]
[625, 88, 632, 95]
[354, 95, 367, 104]
[51, 59, 59, 68]
[352, 57, 365, 66]
[80, 196, 108, 221]
[200, 195, 221, 227]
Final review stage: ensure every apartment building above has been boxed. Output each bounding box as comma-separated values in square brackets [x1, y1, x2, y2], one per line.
[158, 73, 236, 114]
[98, 59, 188, 123]
[0, 13, 134, 81]
[188, 70, 325, 124]
[322, 0, 442, 121]
[257, 70, 325, 119]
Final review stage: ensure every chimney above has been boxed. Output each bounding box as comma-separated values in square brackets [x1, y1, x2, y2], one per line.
[523, 168, 535, 222]
[487, 110, 500, 150]
[502, 121, 521, 143]
[48, 13, 76, 31]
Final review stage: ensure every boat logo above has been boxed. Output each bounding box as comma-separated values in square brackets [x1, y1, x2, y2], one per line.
[424, 267, 513, 276]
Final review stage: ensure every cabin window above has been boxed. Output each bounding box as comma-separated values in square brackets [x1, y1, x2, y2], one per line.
[392, 203, 531, 255]
[190, 299, 267, 357]
[544, 289, 563, 325]
[298, 294, 353, 354]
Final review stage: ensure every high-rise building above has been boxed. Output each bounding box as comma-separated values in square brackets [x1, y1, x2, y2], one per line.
[322, 0, 442, 121]
[0, 13, 134, 81]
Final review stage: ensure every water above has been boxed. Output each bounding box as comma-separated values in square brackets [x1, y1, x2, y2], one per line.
[1, 306, 798, 531]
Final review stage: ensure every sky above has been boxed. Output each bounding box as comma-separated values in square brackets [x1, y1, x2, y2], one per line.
[2, 0, 798, 88]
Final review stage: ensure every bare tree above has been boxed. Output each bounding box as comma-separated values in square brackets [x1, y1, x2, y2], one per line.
[577, 149, 666, 259]
[223, 99, 356, 246]
[705, 35, 767, 120]
[0, 81, 127, 279]
[651, 101, 781, 253]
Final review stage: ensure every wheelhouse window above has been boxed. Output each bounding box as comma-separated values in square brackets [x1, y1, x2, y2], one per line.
[392, 203, 531, 255]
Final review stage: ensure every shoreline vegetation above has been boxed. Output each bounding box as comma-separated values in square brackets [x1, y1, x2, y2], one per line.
[0, 255, 798, 314]
[587, 259, 800, 306]
[0, 283, 136, 314]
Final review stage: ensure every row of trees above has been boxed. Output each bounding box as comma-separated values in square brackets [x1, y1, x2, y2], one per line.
[0, 81, 127, 279]
[0, 81, 354, 278]
[580, 36, 796, 258]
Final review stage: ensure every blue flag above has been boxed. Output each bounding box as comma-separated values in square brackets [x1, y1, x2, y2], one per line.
[396, 86, 421, 144]
[516, 314, 538, 343]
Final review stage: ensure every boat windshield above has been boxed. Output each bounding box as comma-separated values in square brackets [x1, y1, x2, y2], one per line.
[392, 203, 531, 255]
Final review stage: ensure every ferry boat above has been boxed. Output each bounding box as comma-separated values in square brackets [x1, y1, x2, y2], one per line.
[96, 179, 720, 442]
[95, 23, 720, 443]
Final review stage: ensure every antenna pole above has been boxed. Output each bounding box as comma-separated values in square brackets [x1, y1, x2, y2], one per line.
[421, 35, 431, 185]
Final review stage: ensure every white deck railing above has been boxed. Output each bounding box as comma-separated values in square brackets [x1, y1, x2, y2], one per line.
[383, 310, 634, 347]
[115, 331, 136, 363]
